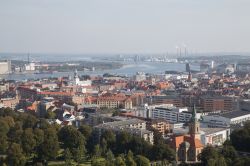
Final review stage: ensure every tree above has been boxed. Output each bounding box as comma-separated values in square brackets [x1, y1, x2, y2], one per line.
[73, 147, 85, 164]
[0, 134, 8, 154]
[233, 157, 250, 166]
[78, 124, 92, 140]
[58, 126, 86, 159]
[151, 143, 175, 162]
[221, 145, 237, 165]
[33, 128, 44, 146]
[215, 157, 227, 166]
[58, 126, 86, 163]
[126, 156, 137, 166]
[128, 136, 151, 157]
[37, 128, 59, 160]
[101, 130, 116, 150]
[105, 149, 115, 166]
[230, 122, 250, 152]
[152, 129, 164, 145]
[116, 131, 131, 154]
[45, 111, 56, 119]
[92, 158, 106, 166]
[22, 114, 38, 129]
[93, 144, 101, 157]
[86, 130, 99, 155]
[0, 107, 15, 117]
[7, 123, 23, 144]
[198, 146, 219, 165]
[126, 150, 137, 166]
[115, 156, 126, 166]
[6, 143, 26, 166]
[64, 148, 72, 166]
[36, 119, 50, 130]
[100, 138, 108, 155]
[21, 128, 36, 156]
[0, 119, 10, 134]
[135, 155, 150, 166]
[1, 116, 15, 128]
[207, 159, 216, 166]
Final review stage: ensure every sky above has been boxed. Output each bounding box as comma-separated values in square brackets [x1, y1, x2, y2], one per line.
[0, 0, 250, 54]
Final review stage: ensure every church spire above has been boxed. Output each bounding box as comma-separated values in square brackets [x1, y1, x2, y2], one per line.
[74, 69, 79, 78]
[189, 104, 200, 139]
[190, 104, 197, 122]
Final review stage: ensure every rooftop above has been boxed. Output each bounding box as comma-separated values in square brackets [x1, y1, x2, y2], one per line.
[201, 127, 230, 135]
[96, 118, 145, 128]
[221, 111, 250, 119]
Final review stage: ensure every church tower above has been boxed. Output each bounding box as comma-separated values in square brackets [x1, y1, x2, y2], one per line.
[189, 105, 200, 140]
[74, 69, 80, 85]
[188, 71, 192, 82]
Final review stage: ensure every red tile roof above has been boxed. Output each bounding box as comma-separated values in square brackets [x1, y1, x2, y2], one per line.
[172, 135, 204, 149]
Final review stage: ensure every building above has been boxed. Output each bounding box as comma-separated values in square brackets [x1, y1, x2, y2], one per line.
[186, 63, 190, 72]
[25, 62, 36, 71]
[95, 118, 154, 144]
[96, 93, 132, 109]
[236, 63, 250, 73]
[200, 63, 210, 73]
[0, 97, 19, 109]
[200, 128, 230, 146]
[0, 60, 11, 74]
[134, 72, 146, 82]
[202, 111, 250, 127]
[151, 104, 192, 123]
[146, 119, 171, 135]
[0, 83, 9, 92]
[73, 69, 92, 86]
[238, 99, 250, 111]
[200, 96, 234, 112]
[146, 95, 183, 107]
[17, 86, 38, 100]
[216, 64, 235, 74]
[171, 106, 204, 162]
[172, 125, 230, 147]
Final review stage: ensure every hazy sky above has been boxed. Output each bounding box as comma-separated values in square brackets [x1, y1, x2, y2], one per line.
[0, 0, 250, 54]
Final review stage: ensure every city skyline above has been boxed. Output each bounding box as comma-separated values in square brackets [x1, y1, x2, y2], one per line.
[0, 0, 250, 54]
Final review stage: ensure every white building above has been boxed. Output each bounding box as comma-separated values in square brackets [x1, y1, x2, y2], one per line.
[0, 60, 11, 74]
[73, 69, 92, 86]
[202, 111, 250, 127]
[151, 104, 192, 123]
[25, 62, 36, 71]
[201, 128, 230, 146]
[134, 72, 146, 82]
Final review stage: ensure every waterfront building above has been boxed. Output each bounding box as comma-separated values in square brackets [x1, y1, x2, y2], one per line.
[0, 60, 11, 74]
[134, 72, 146, 82]
[25, 62, 36, 71]
[73, 69, 92, 86]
